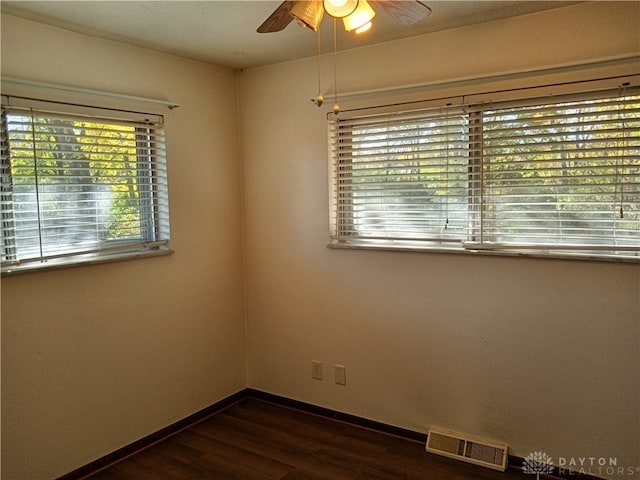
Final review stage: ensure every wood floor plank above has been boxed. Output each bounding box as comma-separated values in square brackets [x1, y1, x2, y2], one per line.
[227, 401, 390, 456]
[84, 397, 526, 480]
[177, 429, 293, 479]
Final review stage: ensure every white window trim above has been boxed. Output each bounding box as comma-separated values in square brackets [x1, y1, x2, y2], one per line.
[1, 95, 173, 275]
[328, 79, 640, 263]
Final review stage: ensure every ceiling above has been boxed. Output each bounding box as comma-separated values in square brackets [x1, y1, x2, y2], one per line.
[1, 1, 580, 70]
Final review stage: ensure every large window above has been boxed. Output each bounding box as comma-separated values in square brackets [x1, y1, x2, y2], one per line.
[329, 87, 640, 261]
[1, 97, 171, 274]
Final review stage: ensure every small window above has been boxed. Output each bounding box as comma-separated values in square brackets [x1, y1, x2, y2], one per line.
[1, 97, 171, 274]
[329, 87, 640, 262]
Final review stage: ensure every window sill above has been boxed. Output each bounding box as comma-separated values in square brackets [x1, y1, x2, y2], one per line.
[1, 247, 174, 276]
[327, 240, 640, 264]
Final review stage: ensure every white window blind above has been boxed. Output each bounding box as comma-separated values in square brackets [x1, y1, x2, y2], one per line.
[1, 99, 171, 273]
[329, 87, 640, 261]
[330, 106, 471, 243]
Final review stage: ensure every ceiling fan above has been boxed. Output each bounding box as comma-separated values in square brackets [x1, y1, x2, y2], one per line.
[258, 0, 432, 114]
[257, 0, 432, 34]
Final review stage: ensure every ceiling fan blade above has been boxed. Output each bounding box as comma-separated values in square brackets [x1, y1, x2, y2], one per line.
[370, 0, 432, 26]
[257, 1, 296, 33]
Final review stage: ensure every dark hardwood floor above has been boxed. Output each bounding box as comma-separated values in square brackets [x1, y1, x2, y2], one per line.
[86, 398, 526, 480]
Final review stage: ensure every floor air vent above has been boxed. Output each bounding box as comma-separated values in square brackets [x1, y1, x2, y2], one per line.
[425, 427, 508, 471]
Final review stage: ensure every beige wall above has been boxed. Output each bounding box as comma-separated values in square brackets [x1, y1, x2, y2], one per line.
[1, 15, 246, 480]
[239, 1, 640, 477]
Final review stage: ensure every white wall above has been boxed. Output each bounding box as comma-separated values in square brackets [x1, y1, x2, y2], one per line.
[239, 2, 640, 477]
[1, 15, 246, 480]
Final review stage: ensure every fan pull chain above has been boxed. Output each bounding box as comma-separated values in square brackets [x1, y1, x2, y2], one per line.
[332, 17, 340, 115]
[314, 26, 324, 107]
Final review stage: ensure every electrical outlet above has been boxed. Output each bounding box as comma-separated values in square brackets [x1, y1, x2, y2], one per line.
[335, 364, 346, 385]
[312, 360, 323, 380]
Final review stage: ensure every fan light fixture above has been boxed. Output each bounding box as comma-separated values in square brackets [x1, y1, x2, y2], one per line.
[343, 0, 375, 32]
[292, 0, 375, 33]
[290, 1, 325, 31]
[323, 0, 358, 18]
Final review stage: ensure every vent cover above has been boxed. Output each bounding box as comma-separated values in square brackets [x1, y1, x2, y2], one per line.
[425, 427, 508, 471]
